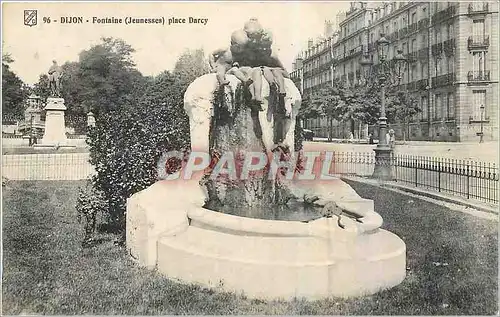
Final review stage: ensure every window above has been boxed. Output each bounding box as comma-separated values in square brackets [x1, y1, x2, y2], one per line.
[422, 34, 427, 47]
[447, 24, 454, 40]
[447, 55, 455, 73]
[411, 39, 417, 52]
[472, 51, 486, 73]
[435, 94, 443, 120]
[447, 92, 455, 119]
[472, 90, 486, 120]
[422, 6, 427, 18]
[421, 62, 428, 78]
[435, 28, 442, 44]
[411, 12, 417, 24]
[472, 19, 485, 39]
[435, 56, 442, 75]
[393, 21, 398, 33]
[403, 42, 408, 54]
[411, 64, 416, 81]
[421, 96, 428, 119]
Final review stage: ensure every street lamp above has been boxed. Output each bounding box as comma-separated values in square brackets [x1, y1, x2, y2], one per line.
[479, 104, 485, 143]
[360, 34, 407, 180]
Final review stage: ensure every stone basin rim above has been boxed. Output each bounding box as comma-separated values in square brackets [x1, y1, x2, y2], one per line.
[187, 206, 362, 239]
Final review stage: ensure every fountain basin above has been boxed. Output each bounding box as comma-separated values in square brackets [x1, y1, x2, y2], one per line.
[126, 181, 406, 300]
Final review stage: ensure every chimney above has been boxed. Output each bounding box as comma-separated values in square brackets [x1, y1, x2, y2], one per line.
[307, 38, 314, 48]
[296, 56, 303, 69]
[324, 20, 334, 38]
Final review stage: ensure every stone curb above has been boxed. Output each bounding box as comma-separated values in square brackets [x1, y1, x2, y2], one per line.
[340, 176, 499, 215]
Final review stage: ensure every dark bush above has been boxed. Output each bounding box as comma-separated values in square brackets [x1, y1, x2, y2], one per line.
[82, 71, 190, 233]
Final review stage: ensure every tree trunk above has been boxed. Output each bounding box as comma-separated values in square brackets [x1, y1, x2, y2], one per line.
[328, 116, 333, 142]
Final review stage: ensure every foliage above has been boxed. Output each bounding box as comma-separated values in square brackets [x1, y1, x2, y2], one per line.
[33, 74, 51, 102]
[173, 49, 211, 84]
[86, 70, 190, 232]
[2, 62, 28, 119]
[76, 179, 108, 243]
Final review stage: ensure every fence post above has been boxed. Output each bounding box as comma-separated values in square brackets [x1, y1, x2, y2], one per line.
[466, 160, 470, 199]
[438, 157, 441, 192]
[414, 156, 418, 187]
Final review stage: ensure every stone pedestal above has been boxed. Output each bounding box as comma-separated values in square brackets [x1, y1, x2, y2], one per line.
[372, 147, 394, 181]
[34, 97, 75, 149]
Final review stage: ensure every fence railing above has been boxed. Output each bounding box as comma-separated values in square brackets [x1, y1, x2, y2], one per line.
[2, 153, 94, 181]
[330, 152, 498, 205]
[2, 151, 498, 205]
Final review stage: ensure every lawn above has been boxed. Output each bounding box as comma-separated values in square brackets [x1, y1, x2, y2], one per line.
[2, 180, 498, 315]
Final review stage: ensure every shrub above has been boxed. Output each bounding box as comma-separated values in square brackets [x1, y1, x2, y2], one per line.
[83, 71, 190, 233]
[76, 179, 108, 242]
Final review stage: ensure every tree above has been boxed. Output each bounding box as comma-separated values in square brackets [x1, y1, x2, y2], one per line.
[2, 62, 28, 119]
[33, 74, 51, 102]
[386, 89, 420, 141]
[77, 37, 146, 116]
[310, 81, 346, 142]
[173, 48, 211, 85]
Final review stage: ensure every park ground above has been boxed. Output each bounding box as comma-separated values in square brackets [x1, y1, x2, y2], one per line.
[1, 180, 498, 315]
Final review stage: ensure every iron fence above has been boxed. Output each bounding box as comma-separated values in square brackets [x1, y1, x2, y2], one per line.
[2, 151, 498, 205]
[330, 152, 499, 205]
[2, 153, 94, 181]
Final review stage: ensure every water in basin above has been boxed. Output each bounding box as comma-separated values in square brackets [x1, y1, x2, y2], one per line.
[206, 199, 324, 222]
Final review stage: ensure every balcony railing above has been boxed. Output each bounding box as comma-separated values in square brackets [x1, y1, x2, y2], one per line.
[417, 78, 429, 90]
[407, 81, 417, 91]
[431, 43, 443, 56]
[406, 51, 418, 63]
[408, 22, 418, 34]
[399, 26, 408, 38]
[432, 73, 455, 88]
[432, 6, 456, 24]
[467, 71, 491, 82]
[418, 47, 429, 60]
[418, 18, 429, 31]
[468, 36, 490, 50]
[443, 39, 456, 56]
[468, 3, 489, 14]
[387, 32, 398, 42]
[348, 45, 363, 57]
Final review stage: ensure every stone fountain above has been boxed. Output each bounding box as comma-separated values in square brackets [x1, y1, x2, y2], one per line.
[126, 19, 406, 299]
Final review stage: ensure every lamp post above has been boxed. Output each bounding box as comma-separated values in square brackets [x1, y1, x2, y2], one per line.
[360, 34, 407, 180]
[479, 104, 485, 143]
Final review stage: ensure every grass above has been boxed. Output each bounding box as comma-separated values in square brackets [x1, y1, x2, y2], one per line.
[2, 180, 498, 315]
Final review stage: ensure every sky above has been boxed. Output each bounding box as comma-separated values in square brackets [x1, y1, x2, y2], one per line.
[2, 1, 350, 85]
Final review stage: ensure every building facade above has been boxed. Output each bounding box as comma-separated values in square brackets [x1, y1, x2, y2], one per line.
[291, 1, 498, 142]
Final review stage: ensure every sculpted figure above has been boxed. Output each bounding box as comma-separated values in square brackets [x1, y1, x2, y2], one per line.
[48, 60, 63, 97]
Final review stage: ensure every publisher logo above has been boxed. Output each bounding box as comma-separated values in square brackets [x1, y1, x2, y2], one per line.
[24, 9, 37, 27]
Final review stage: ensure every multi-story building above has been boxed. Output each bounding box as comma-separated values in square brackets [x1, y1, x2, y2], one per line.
[291, 1, 498, 142]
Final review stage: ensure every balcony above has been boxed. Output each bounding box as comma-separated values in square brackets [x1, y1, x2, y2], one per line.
[408, 22, 417, 34]
[432, 6, 456, 24]
[431, 43, 443, 56]
[387, 32, 398, 42]
[443, 39, 456, 56]
[431, 73, 455, 88]
[417, 78, 429, 90]
[468, 3, 489, 14]
[348, 45, 363, 57]
[406, 51, 418, 63]
[418, 18, 429, 31]
[418, 47, 429, 60]
[467, 71, 491, 83]
[468, 36, 490, 50]
[399, 26, 408, 38]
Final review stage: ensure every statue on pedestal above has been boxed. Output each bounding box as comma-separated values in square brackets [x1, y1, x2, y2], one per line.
[48, 60, 63, 98]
